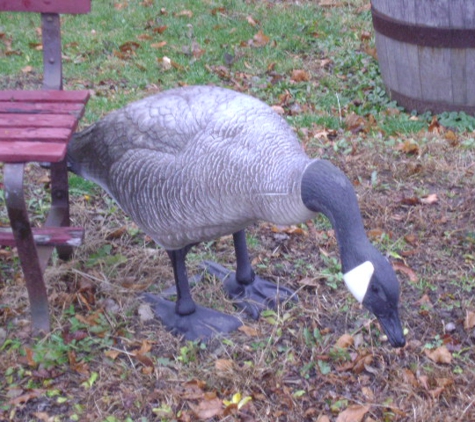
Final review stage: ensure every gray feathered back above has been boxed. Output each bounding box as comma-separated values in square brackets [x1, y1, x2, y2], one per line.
[68, 86, 315, 249]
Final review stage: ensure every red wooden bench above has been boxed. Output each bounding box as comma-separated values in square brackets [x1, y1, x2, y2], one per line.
[0, 0, 91, 334]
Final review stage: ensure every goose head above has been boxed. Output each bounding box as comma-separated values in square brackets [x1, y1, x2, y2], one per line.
[301, 160, 405, 348]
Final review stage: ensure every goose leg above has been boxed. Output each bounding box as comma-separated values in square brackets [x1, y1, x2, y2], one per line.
[143, 246, 242, 340]
[202, 230, 298, 320]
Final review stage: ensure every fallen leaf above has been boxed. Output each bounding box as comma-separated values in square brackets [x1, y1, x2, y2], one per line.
[428, 116, 442, 133]
[335, 333, 354, 349]
[396, 140, 420, 155]
[211, 7, 226, 16]
[464, 310, 475, 330]
[151, 41, 167, 49]
[175, 10, 193, 18]
[106, 226, 127, 239]
[425, 346, 452, 364]
[189, 397, 223, 420]
[402, 368, 419, 387]
[401, 196, 422, 207]
[215, 359, 234, 372]
[420, 193, 438, 205]
[319, 0, 343, 7]
[152, 25, 168, 34]
[138, 303, 154, 322]
[246, 15, 259, 27]
[392, 262, 418, 282]
[9, 389, 43, 405]
[22, 65, 33, 73]
[444, 130, 458, 146]
[238, 325, 260, 336]
[104, 349, 121, 360]
[345, 113, 368, 134]
[361, 387, 374, 401]
[159, 56, 172, 70]
[251, 30, 270, 47]
[114, 2, 128, 10]
[336, 404, 370, 422]
[291, 69, 310, 82]
[32, 413, 51, 422]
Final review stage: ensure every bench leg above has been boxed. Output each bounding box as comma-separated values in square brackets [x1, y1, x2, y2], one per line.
[4, 164, 51, 334]
[48, 159, 73, 260]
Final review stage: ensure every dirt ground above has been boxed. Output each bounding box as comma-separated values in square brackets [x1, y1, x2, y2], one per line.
[1, 123, 475, 421]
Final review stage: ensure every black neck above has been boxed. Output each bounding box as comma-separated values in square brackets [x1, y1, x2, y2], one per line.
[301, 160, 371, 272]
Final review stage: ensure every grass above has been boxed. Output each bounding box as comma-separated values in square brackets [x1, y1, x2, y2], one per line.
[1, 0, 475, 421]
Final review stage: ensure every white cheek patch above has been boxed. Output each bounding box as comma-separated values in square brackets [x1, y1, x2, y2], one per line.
[343, 261, 375, 303]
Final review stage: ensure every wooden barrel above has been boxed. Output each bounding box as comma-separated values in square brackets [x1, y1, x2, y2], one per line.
[371, 0, 475, 115]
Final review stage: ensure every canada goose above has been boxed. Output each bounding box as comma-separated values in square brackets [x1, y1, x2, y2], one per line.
[68, 85, 405, 347]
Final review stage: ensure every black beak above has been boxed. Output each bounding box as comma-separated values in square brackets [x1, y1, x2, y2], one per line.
[377, 309, 406, 348]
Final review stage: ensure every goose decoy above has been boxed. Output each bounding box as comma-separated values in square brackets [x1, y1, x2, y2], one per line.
[68, 85, 405, 347]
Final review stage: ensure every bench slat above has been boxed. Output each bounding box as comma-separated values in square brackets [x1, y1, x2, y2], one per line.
[0, 127, 74, 142]
[0, 114, 77, 128]
[0, 141, 66, 162]
[0, 1, 91, 14]
[0, 90, 90, 103]
[0, 102, 87, 117]
[0, 227, 85, 247]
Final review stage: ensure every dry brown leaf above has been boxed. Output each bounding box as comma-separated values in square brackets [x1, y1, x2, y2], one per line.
[319, 0, 343, 7]
[189, 397, 223, 420]
[428, 116, 442, 133]
[271, 105, 285, 115]
[191, 42, 206, 59]
[152, 25, 168, 34]
[336, 405, 370, 422]
[9, 389, 43, 405]
[361, 387, 374, 401]
[246, 15, 259, 26]
[238, 325, 260, 336]
[21, 65, 33, 73]
[335, 333, 354, 349]
[252, 30, 270, 47]
[106, 226, 127, 240]
[211, 7, 226, 16]
[291, 69, 310, 82]
[104, 349, 121, 360]
[396, 140, 420, 155]
[32, 412, 53, 422]
[215, 359, 234, 374]
[429, 387, 445, 399]
[114, 2, 128, 10]
[392, 262, 418, 282]
[420, 193, 438, 205]
[23, 346, 36, 367]
[138, 303, 154, 322]
[464, 310, 475, 330]
[402, 368, 419, 387]
[444, 130, 458, 145]
[345, 112, 368, 134]
[425, 346, 452, 364]
[175, 10, 193, 18]
[151, 41, 167, 49]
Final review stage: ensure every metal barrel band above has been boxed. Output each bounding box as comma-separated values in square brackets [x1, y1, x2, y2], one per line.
[371, 6, 475, 49]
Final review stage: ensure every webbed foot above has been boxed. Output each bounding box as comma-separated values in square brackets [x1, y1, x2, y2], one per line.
[201, 261, 298, 320]
[142, 293, 242, 341]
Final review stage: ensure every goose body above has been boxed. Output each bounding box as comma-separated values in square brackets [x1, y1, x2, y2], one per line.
[69, 85, 405, 347]
[70, 86, 315, 249]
